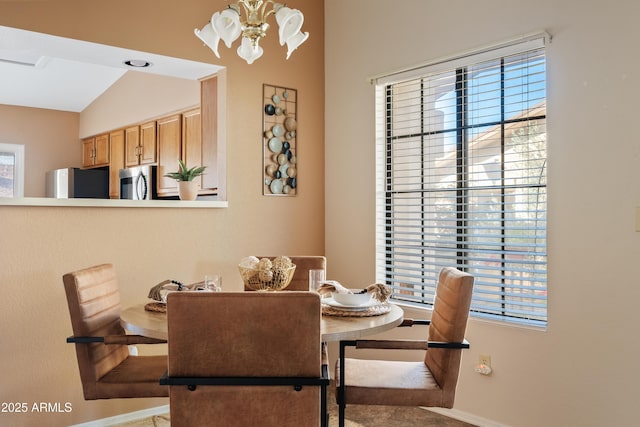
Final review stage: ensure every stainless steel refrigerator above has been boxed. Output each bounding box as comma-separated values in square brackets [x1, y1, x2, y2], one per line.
[45, 167, 109, 199]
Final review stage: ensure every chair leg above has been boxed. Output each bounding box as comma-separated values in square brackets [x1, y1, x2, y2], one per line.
[321, 383, 328, 427]
[338, 341, 349, 427]
[321, 341, 329, 427]
[338, 401, 346, 427]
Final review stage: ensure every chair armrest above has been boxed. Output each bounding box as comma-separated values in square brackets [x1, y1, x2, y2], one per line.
[104, 335, 167, 344]
[398, 318, 431, 327]
[355, 339, 429, 350]
[160, 343, 331, 389]
[67, 335, 167, 345]
[160, 373, 330, 388]
[426, 339, 469, 349]
[348, 338, 470, 350]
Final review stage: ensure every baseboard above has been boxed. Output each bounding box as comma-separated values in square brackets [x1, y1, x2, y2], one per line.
[69, 405, 169, 427]
[427, 407, 511, 427]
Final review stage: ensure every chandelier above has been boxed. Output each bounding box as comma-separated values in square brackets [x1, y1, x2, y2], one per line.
[195, 1, 309, 64]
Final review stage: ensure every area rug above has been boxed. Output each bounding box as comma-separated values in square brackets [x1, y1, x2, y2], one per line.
[113, 414, 170, 427]
[113, 389, 475, 427]
[115, 409, 473, 427]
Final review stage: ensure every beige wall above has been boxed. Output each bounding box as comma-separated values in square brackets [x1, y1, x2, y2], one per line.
[80, 71, 201, 138]
[8, 0, 640, 426]
[0, 72, 201, 198]
[325, 1, 640, 426]
[0, 105, 80, 197]
[0, 0, 324, 426]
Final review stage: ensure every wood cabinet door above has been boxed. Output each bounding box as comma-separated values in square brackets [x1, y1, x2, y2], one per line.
[157, 114, 182, 195]
[182, 108, 202, 190]
[109, 129, 124, 199]
[94, 133, 110, 167]
[81, 137, 95, 167]
[201, 76, 220, 193]
[139, 121, 157, 165]
[124, 126, 140, 167]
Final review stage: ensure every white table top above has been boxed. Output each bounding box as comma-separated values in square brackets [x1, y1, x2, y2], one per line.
[120, 302, 404, 342]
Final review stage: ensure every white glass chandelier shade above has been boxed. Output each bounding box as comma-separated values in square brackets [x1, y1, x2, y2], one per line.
[194, 0, 309, 64]
[212, 8, 242, 48]
[237, 37, 264, 64]
[275, 6, 303, 46]
[194, 23, 221, 58]
[285, 30, 309, 59]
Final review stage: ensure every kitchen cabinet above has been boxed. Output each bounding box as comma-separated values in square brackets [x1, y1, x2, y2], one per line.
[82, 134, 109, 168]
[156, 108, 217, 198]
[156, 114, 182, 196]
[109, 129, 124, 199]
[81, 138, 93, 167]
[80, 95, 219, 199]
[201, 75, 222, 196]
[124, 126, 138, 167]
[182, 108, 203, 192]
[125, 121, 156, 167]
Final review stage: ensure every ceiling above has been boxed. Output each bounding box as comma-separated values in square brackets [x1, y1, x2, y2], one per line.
[0, 25, 223, 112]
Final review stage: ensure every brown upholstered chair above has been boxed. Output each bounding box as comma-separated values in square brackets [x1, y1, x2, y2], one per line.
[162, 291, 329, 427]
[336, 267, 474, 427]
[63, 263, 169, 400]
[246, 255, 326, 291]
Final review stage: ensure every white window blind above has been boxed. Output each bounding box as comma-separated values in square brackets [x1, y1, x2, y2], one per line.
[375, 36, 547, 327]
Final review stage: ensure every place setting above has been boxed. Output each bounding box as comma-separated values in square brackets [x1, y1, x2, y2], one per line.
[316, 280, 392, 317]
[144, 274, 222, 312]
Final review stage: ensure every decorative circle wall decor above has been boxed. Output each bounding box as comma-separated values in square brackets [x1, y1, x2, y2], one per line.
[263, 84, 297, 196]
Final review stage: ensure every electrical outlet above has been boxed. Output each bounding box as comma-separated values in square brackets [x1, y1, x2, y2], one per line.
[475, 354, 493, 375]
[479, 355, 491, 368]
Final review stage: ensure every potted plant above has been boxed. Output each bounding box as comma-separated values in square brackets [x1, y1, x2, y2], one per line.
[164, 159, 206, 200]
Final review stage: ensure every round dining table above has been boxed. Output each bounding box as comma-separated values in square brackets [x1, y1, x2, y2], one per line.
[120, 301, 404, 342]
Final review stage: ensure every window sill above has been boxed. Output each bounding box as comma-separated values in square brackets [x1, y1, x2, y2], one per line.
[392, 299, 547, 332]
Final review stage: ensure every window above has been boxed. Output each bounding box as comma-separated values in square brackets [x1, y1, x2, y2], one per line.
[375, 35, 547, 327]
[0, 143, 25, 198]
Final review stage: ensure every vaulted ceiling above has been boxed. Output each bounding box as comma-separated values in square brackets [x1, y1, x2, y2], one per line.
[0, 25, 222, 112]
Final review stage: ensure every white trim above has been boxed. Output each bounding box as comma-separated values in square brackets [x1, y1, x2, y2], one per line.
[427, 407, 512, 427]
[68, 404, 169, 427]
[397, 301, 549, 333]
[369, 30, 550, 85]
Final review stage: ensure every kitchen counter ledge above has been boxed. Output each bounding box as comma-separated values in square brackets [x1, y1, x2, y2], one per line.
[0, 197, 228, 209]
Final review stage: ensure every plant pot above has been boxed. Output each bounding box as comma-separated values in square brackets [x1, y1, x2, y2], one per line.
[178, 181, 198, 201]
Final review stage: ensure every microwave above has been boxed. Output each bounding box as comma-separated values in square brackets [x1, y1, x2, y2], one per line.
[119, 165, 157, 200]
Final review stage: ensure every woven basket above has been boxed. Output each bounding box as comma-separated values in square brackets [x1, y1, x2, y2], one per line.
[238, 264, 296, 291]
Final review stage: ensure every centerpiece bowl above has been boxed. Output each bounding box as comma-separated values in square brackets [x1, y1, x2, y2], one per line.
[238, 263, 296, 291]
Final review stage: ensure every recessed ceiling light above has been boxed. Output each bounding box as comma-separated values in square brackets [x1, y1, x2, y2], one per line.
[123, 59, 152, 68]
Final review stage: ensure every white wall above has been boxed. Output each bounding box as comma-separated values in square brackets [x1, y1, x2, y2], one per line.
[325, 1, 640, 426]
